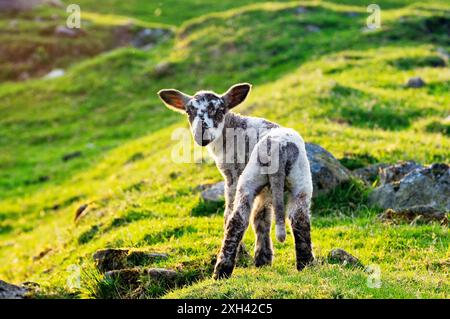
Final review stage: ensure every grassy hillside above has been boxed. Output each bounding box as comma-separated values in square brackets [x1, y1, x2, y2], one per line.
[0, 1, 448, 298]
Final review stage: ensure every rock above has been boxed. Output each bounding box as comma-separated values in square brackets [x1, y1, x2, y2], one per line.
[328, 248, 363, 268]
[153, 62, 172, 78]
[45, 69, 65, 79]
[437, 47, 450, 62]
[306, 143, 353, 197]
[0, 0, 42, 11]
[0, 280, 27, 299]
[93, 249, 129, 273]
[379, 206, 448, 225]
[369, 163, 450, 211]
[201, 181, 225, 202]
[62, 151, 82, 162]
[406, 76, 426, 88]
[295, 7, 307, 14]
[131, 28, 170, 49]
[54, 26, 84, 38]
[306, 25, 321, 33]
[353, 163, 390, 184]
[93, 248, 168, 273]
[379, 161, 423, 185]
[346, 12, 360, 17]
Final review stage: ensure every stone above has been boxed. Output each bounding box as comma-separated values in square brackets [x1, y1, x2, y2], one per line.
[328, 248, 363, 268]
[54, 26, 79, 38]
[306, 143, 353, 197]
[0, 280, 27, 299]
[406, 76, 426, 88]
[201, 181, 225, 202]
[93, 249, 129, 273]
[45, 69, 65, 79]
[62, 151, 82, 162]
[153, 62, 172, 78]
[306, 25, 321, 33]
[379, 161, 423, 185]
[0, 0, 41, 11]
[379, 206, 448, 225]
[93, 248, 168, 273]
[295, 7, 307, 14]
[131, 28, 170, 49]
[369, 163, 450, 211]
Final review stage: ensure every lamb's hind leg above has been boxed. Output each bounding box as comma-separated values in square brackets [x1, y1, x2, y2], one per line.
[214, 171, 268, 279]
[252, 190, 273, 267]
[287, 191, 314, 270]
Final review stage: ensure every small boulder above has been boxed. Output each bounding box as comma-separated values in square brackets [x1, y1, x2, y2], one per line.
[379, 206, 448, 225]
[201, 181, 225, 202]
[45, 69, 65, 79]
[306, 25, 321, 33]
[328, 248, 363, 268]
[131, 28, 170, 49]
[379, 161, 422, 185]
[406, 76, 426, 88]
[54, 26, 79, 38]
[0, 280, 27, 299]
[93, 249, 129, 273]
[306, 143, 353, 197]
[369, 163, 450, 211]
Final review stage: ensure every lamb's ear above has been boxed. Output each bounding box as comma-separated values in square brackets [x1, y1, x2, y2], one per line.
[222, 83, 252, 109]
[158, 89, 191, 113]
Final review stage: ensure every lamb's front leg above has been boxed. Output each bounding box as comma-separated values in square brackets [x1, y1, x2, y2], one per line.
[214, 173, 267, 279]
[223, 178, 236, 226]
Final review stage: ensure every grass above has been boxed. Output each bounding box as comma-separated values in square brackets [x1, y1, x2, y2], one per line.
[0, 0, 449, 299]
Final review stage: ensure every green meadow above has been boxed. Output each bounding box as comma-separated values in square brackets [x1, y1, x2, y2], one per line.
[0, 0, 448, 298]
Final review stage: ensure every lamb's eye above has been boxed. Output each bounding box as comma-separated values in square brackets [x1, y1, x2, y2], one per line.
[208, 108, 215, 116]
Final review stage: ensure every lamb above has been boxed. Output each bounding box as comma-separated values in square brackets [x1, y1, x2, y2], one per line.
[158, 83, 314, 279]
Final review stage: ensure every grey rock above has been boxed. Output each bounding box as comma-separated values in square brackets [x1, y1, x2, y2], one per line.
[406, 76, 426, 88]
[0, 280, 27, 299]
[370, 163, 450, 211]
[328, 248, 363, 268]
[379, 161, 423, 185]
[201, 181, 225, 202]
[306, 25, 321, 33]
[54, 26, 78, 38]
[306, 143, 353, 197]
[295, 7, 307, 14]
[131, 28, 170, 48]
[0, 0, 41, 11]
[45, 69, 65, 79]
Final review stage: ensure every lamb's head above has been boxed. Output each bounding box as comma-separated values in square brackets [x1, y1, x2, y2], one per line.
[158, 83, 251, 146]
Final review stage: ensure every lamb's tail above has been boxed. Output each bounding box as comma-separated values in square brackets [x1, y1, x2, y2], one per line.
[269, 174, 286, 243]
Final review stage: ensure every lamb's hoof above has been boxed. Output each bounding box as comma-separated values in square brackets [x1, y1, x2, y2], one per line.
[297, 255, 314, 271]
[213, 260, 234, 280]
[254, 251, 273, 268]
